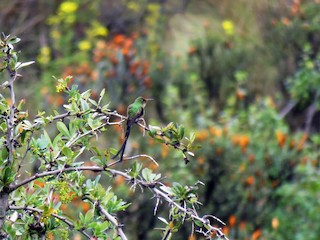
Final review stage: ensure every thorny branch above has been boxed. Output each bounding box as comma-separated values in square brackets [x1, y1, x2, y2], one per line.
[9, 165, 228, 239]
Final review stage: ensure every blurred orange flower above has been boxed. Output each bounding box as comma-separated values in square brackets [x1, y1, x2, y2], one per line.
[251, 229, 262, 240]
[297, 133, 308, 151]
[245, 176, 255, 186]
[229, 215, 237, 227]
[272, 217, 280, 229]
[196, 130, 208, 142]
[113, 34, 125, 45]
[276, 130, 286, 148]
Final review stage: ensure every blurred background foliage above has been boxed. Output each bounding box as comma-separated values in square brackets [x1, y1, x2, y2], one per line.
[1, 0, 320, 239]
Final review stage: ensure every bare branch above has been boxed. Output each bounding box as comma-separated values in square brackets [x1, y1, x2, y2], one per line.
[107, 154, 159, 168]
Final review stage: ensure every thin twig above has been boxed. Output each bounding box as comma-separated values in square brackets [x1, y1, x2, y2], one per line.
[107, 154, 159, 168]
[9, 165, 228, 239]
[84, 196, 128, 240]
[305, 90, 320, 134]
[9, 205, 92, 239]
[53, 122, 109, 160]
[6, 71, 18, 165]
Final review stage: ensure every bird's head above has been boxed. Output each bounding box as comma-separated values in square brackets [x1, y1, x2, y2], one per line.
[135, 96, 153, 107]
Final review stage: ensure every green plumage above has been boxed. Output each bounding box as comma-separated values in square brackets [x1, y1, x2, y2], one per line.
[112, 97, 148, 162]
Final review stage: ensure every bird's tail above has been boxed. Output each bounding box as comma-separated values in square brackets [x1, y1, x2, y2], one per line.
[112, 124, 131, 162]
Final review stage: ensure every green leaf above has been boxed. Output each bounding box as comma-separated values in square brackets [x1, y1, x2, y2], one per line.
[84, 209, 94, 224]
[142, 168, 152, 181]
[178, 126, 185, 140]
[15, 61, 34, 70]
[56, 121, 70, 138]
[99, 88, 105, 100]
[43, 130, 53, 147]
[148, 128, 157, 137]
[1, 147, 9, 161]
[8, 37, 21, 44]
[62, 147, 73, 158]
[80, 99, 89, 111]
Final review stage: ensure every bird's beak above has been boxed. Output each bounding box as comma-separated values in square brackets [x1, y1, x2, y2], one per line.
[145, 98, 154, 101]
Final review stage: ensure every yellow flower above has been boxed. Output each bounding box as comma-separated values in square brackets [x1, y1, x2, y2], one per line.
[147, 3, 160, 13]
[222, 20, 234, 36]
[55, 76, 71, 93]
[59, 1, 78, 14]
[50, 29, 61, 40]
[89, 21, 108, 37]
[37, 46, 51, 65]
[128, 1, 140, 11]
[93, 26, 108, 36]
[78, 40, 92, 51]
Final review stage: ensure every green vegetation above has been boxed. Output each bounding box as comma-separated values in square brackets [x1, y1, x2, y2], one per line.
[0, 0, 319, 239]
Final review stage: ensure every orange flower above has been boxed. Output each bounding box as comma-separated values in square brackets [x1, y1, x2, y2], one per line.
[289, 139, 296, 149]
[142, 61, 149, 75]
[251, 229, 262, 240]
[276, 130, 286, 148]
[245, 176, 255, 186]
[222, 226, 230, 235]
[188, 234, 196, 240]
[113, 34, 125, 45]
[34, 180, 45, 188]
[297, 133, 308, 151]
[209, 126, 216, 135]
[90, 70, 98, 81]
[271, 217, 279, 229]
[122, 47, 130, 56]
[229, 215, 236, 227]
[196, 130, 208, 142]
[47, 232, 54, 240]
[56, 95, 64, 106]
[148, 138, 155, 146]
[81, 202, 90, 212]
[96, 40, 107, 50]
[215, 128, 223, 138]
[161, 145, 170, 158]
[60, 203, 68, 211]
[239, 135, 250, 151]
[281, 17, 291, 26]
[147, 162, 159, 171]
[231, 135, 240, 145]
[115, 175, 125, 186]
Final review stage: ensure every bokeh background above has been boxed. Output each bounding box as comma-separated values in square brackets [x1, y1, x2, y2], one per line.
[1, 0, 320, 239]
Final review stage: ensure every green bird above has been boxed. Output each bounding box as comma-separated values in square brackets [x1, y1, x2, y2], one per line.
[112, 96, 151, 162]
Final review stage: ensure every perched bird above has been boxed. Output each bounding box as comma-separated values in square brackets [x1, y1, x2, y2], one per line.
[112, 96, 151, 162]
